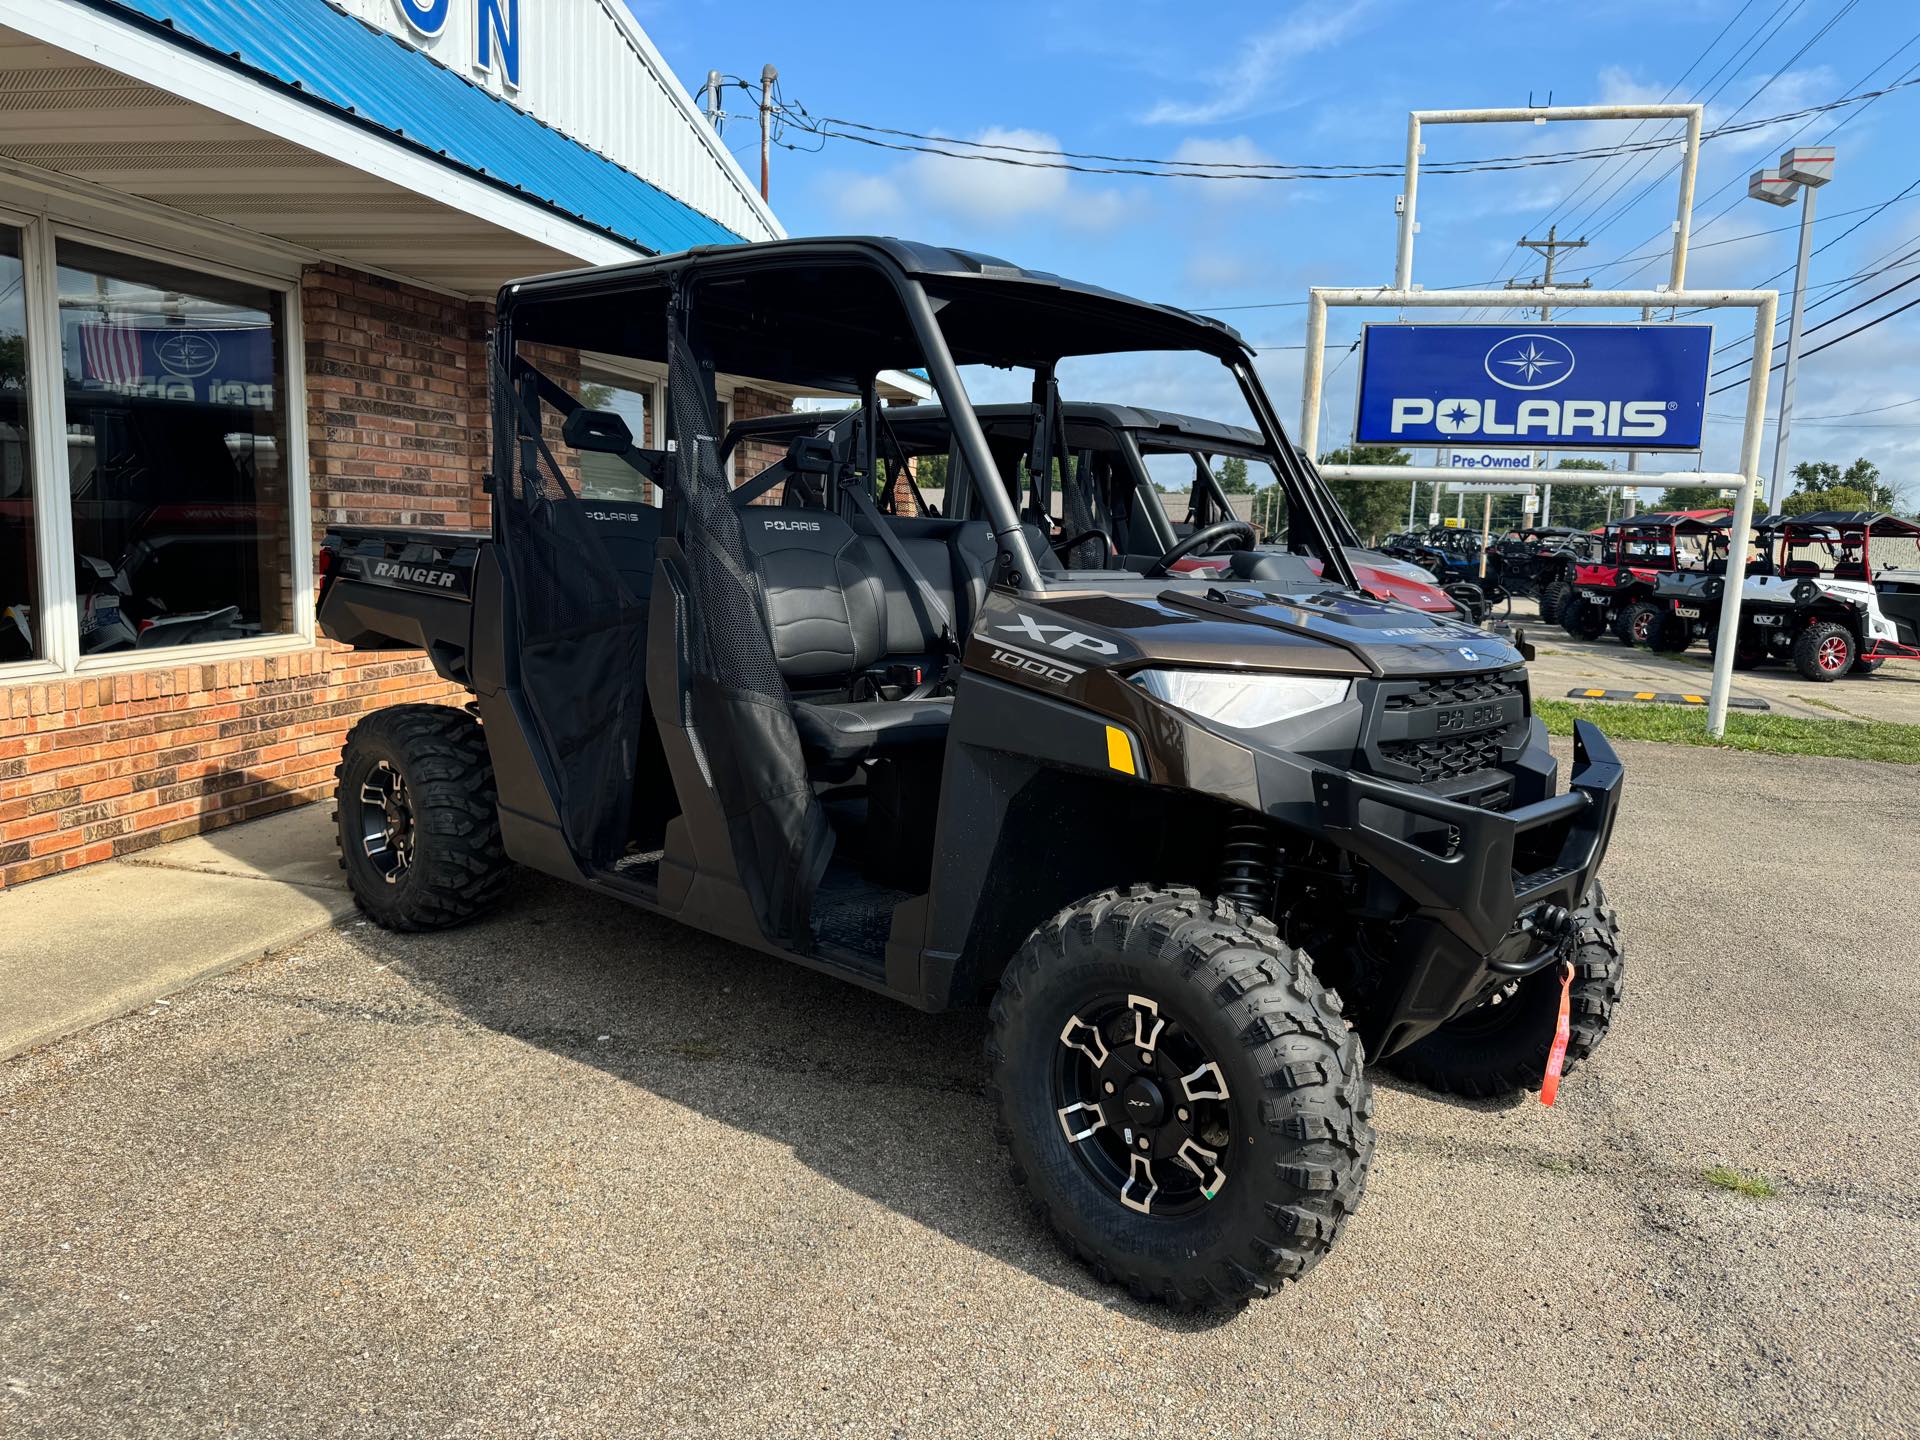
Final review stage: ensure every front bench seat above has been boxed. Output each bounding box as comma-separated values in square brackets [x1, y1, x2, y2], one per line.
[787, 698, 953, 767]
[737, 508, 954, 770]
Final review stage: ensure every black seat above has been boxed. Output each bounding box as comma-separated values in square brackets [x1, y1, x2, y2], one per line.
[1832, 560, 1868, 581]
[788, 698, 953, 766]
[737, 507, 963, 769]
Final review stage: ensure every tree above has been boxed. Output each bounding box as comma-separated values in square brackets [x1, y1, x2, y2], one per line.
[1781, 484, 1876, 517]
[1214, 455, 1251, 494]
[1317, 445, 1411, 544]
[1789, 458, 1896, 512]
[1545, 459, 1615, 532]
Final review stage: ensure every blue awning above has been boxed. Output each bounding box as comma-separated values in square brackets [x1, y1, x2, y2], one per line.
[90, 0, 745, 254]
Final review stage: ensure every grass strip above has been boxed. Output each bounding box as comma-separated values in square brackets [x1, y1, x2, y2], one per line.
[1535, 698, 1920, 766]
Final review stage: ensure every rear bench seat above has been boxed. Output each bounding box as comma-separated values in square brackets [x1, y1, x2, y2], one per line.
[737, 507, 994, 769]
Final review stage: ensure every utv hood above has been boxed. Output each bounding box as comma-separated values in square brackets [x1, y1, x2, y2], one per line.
[1044, 587, 1522, 678]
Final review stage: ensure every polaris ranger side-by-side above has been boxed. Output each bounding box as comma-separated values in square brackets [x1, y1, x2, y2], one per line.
[318, 239, 1628, 1311]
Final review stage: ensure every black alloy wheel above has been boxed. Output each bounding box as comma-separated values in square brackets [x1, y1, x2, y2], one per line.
[357, 760, 415, 884]
[1052, 992, 1232, 1218]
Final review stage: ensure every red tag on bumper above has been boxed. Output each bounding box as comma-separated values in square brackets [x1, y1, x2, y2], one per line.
[1540, 961, 1574, 1107]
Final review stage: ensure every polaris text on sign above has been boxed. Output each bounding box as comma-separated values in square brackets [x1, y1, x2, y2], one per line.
[1353, 323, 1712, 452]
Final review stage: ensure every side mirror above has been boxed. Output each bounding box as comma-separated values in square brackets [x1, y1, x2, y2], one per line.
[562, 407, 634, 455]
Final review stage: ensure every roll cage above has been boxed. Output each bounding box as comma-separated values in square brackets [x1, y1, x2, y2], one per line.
[1760, 509, 1920, 578]
[496, 237, 1357, 593]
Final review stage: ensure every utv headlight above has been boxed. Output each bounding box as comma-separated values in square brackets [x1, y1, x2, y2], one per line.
[1130, 669, 1352, 730]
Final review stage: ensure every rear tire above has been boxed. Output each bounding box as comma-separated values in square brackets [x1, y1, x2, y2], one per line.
[335, 705, 510, 931]
[987, 886, 1374, 1310]
[1538, 581, 1568, 624]
[1387, 884, 1625, 1100]
[1708, 629, 1767, 670]
[1792, 620, 1854, 682]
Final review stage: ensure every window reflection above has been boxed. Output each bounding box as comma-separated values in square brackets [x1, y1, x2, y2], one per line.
[0, 227, 37, 661]
[57, 241, 291, 653]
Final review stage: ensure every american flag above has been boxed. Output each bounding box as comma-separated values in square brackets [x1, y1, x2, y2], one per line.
[80, 320, 144, 387]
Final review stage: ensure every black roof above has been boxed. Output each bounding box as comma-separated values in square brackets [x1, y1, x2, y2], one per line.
[502, 238, 1249, 392]
[1766, 509, 1920, 535]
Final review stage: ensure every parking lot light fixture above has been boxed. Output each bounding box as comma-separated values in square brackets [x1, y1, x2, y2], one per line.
[1749, 148, 1835, 512]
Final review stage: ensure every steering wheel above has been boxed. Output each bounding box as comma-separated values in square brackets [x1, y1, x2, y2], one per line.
[1146, 520, 1258, 578]
[1051, 527, 1114, 566]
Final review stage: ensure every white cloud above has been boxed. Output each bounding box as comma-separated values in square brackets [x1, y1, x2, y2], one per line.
[824, 127, 1136, 233]
[1141, 5, 1376, 126]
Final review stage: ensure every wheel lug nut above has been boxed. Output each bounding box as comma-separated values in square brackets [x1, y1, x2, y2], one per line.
[1136, 1138, 1150, 1151]
[1103, 1081, 1116, 1094]
[1139, 1050, 1152, 1064]
[1177, 1108, 1190, 1122]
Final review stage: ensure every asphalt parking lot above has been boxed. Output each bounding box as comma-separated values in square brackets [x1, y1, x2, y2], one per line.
[1511, 597, 1920, 723]
[3, 738, 1916, 1439]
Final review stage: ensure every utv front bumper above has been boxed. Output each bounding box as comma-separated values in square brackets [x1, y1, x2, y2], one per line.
[1265, 720, 1624, 1057]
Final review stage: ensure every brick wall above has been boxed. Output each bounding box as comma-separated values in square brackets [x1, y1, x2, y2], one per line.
[0, 263, 807, 891]
[0, 265, 485, 891]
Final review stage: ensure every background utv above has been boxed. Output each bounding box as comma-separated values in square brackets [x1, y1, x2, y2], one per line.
[318, 238, 1628, 1311]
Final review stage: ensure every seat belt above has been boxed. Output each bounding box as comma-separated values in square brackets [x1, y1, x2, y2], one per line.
[842, 483, 957, 652]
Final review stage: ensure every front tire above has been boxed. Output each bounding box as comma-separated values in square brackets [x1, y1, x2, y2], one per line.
[1561, 593, 1607, 639]
[1387, 884, 1625, 1100]
[987, 887, 1374, 1310]
[1618, 600, 1665, 649]
[335, 705, 510, 931]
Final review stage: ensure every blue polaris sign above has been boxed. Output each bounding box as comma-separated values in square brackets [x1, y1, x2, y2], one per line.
[1354, 323, 1712, 452]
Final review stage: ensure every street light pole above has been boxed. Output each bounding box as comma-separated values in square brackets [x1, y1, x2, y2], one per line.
[1748, 147, 1834, 513]
[1770, 181, 1819, 512]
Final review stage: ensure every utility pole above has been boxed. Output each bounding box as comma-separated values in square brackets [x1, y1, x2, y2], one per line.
[1749, 147, 1835, 513]
[1508, 225, 1588, 528]
[1507, 224, 1590, 322]
[703, 70, 723, 132]
[759, 63, 779, 203]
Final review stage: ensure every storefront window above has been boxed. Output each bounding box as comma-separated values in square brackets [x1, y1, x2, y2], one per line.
[0, 227, 37, 661]
[56, 241, 291, 654]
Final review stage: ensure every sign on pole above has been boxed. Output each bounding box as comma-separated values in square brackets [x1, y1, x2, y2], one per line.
[1353, 323, 1712, 451]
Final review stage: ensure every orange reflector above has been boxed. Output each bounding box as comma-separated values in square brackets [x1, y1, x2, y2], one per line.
[1583, 688, 1606, 697]
[1104, 725, 1136, 776]
[1540, 961, 1574, 1107]
[1683, 694, 1704, 705]
[1633, 691, 1655, 701]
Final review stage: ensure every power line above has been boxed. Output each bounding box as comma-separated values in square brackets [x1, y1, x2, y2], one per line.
[758, 75, 1920, 183]
[1708, 291, 1920, 395]
[1589, 30, 1920, 284]
[1706, 394, 1920, 423]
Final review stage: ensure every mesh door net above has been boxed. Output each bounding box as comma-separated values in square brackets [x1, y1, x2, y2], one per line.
[668, 320, 832, 945]
[491, 349, 647, 867]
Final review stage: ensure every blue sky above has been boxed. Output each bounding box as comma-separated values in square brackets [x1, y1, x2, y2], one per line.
[634, 1, 1920, 501]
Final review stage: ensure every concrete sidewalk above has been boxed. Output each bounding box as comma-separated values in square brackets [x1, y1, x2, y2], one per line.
[0, 805, 354, 1062]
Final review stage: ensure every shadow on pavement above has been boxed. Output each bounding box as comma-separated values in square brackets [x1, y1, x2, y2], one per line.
[383, 873, 1244, 1333]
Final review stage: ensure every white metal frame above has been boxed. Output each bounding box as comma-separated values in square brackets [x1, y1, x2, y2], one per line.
[1306, 102, 1774, 737]
[1302, 285, 1774, 737]
[0, 200, 315, 684]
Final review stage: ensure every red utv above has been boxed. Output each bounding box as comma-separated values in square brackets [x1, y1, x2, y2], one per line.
[1559, 510, 1726, 644]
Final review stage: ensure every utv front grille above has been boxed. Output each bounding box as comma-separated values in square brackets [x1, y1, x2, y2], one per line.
[1381, 672, 1523, 712]
[1361, 668, 1529, 797]
[1377, 729, 1508, 783]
